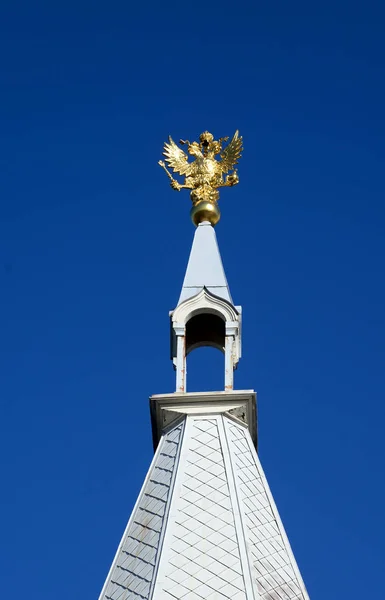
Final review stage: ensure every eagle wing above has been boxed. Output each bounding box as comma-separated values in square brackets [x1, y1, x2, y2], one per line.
[220, 130, 243, 173]
[163, 136, 193, 176]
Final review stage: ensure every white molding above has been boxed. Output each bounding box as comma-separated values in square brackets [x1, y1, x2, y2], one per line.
[150, 391, 257, 450]
[172, 287, 239, 327]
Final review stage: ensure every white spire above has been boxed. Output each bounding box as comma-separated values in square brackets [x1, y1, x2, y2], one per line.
[178, 221, 233, 306]
[98, 190, 311, 600]
[170, 221, 241, 393]
[98, 393, 310, 600]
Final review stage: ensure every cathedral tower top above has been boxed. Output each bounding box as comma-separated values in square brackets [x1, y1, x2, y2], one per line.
[159, 130, 244, 393]
[98, 130, 310, 600]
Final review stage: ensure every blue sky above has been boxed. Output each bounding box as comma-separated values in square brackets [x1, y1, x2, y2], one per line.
[0, 2, 384, 598]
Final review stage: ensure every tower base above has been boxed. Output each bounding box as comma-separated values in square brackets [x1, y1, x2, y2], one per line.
[99, 392, 309, 600]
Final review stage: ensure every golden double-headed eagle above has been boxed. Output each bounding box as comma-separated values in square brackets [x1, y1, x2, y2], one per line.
[158, 131, 243, 225]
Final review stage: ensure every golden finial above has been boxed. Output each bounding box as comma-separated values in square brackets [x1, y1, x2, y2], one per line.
[158, 130, 243, 226]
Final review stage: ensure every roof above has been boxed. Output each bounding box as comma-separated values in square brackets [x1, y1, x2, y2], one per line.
[99, 412, 309, 600]
[177, 221, 233, 306]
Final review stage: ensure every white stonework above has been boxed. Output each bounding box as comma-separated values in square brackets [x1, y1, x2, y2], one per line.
[99, 408, 309, 600]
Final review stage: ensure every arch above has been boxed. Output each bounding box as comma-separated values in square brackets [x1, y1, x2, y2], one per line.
[172, 287, 239, 327]
[170, 287, 242, 392]
[186, 312, 226, 355]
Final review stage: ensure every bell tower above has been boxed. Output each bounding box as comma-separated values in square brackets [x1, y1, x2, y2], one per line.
[98, 131, 310, 600]
[171, 220, 241, 393]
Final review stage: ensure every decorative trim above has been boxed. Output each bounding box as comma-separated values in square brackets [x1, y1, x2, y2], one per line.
[150, 391, 257, 450]
[171, 287, 239, 327]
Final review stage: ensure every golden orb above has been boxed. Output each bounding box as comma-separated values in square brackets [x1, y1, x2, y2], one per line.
[190, 201, 221, 227]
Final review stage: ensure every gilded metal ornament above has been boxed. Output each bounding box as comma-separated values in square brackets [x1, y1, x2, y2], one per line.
[159, 130, 243, 226]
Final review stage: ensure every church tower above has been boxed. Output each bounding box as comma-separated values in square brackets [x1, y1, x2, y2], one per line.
[98, 131, 310, 600]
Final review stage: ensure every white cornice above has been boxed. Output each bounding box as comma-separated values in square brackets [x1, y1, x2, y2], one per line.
[150, 390, 257, 450]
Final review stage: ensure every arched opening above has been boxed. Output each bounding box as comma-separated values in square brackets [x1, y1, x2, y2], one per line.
[185, 312, 225, 355]
[171, 288, 241, 393]
[185, 312, 226, 391]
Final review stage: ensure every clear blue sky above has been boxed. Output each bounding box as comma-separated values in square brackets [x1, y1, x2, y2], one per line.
[0, 2, 384, 598]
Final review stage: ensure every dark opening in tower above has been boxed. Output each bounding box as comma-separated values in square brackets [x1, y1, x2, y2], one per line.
[185, 312, 225, 355]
